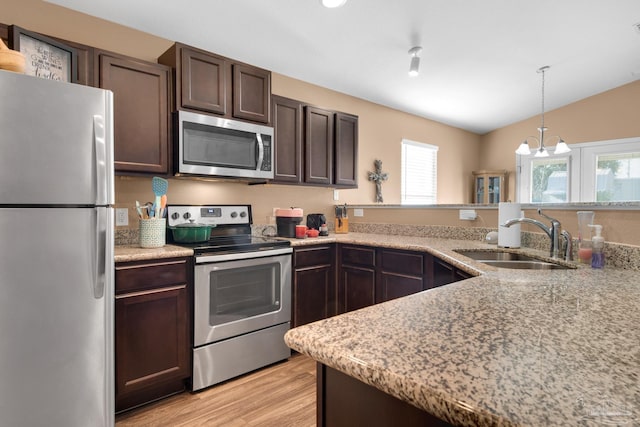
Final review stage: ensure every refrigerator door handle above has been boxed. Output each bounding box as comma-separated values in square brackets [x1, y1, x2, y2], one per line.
[93, 115, 107, 206]
[94, 207, 107, 299]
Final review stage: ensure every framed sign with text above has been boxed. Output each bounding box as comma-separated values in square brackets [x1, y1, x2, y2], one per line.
[9, 25, 78, 83]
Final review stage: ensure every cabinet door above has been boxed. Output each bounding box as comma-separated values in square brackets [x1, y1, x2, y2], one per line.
[427, 256, 457, 288]
[338, 265, 376, 313]
[233, 63, 271, 123]
[377, 249, 424, 302]
[272, 95, 303, 183]
[334, 113, 358, 187]
[98, 53, 170, 174]
[294, 265, 335, 327]
[180, 47, 228, 115]
[377, 272, 424, 302]
[115, 285, 189, 410]
[305, 106, 334, 185]
[293, 245, 335, 327]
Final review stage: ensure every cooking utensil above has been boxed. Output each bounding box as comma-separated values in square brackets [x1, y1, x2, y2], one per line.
[169, 221, 215, 243]
[152, 177, 168, 219]
[160, 195, 167, 218]
[135, 201, 143, 219]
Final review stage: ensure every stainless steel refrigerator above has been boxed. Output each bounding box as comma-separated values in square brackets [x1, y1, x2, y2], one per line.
[0, 70, 115, 426]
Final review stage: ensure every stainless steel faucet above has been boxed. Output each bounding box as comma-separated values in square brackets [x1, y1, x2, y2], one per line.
[502, 208, 567, 260]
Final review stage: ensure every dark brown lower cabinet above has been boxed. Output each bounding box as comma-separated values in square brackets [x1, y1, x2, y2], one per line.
[338, 245, 376, 313]
[318, 363, 453, 427]
[293, 245, 336, 328]
[338, 245, 429, 313]
[338, 264, 376, 313]
[115, 257, 191, 413]
[429, 256, 471, 288]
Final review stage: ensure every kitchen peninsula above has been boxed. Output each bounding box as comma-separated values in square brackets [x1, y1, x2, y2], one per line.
[285, 233, 640, 427]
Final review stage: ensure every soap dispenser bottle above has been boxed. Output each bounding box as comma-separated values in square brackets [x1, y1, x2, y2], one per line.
[588, 224, 605, 269]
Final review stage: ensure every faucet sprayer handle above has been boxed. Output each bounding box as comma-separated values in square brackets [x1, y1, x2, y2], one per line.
[537, 208, 560, 225]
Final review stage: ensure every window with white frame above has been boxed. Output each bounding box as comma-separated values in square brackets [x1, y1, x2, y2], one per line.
[401, 139, 438, 204]
[517, 137, 640, 203]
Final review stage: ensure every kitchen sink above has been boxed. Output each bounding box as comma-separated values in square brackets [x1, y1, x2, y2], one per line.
[453, 250, 573, 270]
[453, 250, 538, 261]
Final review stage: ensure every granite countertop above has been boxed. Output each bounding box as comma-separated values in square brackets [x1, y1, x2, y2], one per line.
[284, 233, 640, 427]
[114, 244, 193, 263]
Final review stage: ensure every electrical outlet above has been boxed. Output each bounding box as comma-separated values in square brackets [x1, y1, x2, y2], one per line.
[459, 209, 477, 221]
[333, 190, 339, 201]
[116, 208, 129, 226]
[353, 208, 364, 217]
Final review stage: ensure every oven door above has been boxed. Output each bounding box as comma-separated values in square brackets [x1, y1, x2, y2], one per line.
[193, 248, 292, 347]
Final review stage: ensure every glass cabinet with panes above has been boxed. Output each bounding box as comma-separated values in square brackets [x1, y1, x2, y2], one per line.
[472, 170, 508, 204]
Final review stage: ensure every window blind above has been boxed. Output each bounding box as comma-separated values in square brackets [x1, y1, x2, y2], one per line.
[401, 139, 438, 204]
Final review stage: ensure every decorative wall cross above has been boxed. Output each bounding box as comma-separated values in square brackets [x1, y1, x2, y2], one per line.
[367, 159, 388, 203]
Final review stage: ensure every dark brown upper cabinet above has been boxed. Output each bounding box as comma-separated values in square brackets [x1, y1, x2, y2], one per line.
[179, 45, 227, 115]
[305, 106, 334, 186]
[233, 63, 271, 123]
[158, 42, 271, 124]
[272, 96, 358, 188]
[334, 112, 359, 187]
[94, 49, 171, 175]
[272, 95, 303, 183]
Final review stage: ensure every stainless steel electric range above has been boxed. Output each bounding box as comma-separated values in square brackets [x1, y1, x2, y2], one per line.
[167, 205, 292, 391]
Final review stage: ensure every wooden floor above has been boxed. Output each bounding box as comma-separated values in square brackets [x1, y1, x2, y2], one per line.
[115, 354, 316, 427]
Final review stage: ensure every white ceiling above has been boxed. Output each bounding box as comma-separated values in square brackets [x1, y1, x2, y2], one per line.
[47, 0, 640, 134]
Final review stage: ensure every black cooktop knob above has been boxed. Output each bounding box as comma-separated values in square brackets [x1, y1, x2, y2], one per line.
[231, 211, 238, 218]
[240, 211, 247, 218]
[183, 212, 191, 220]
[171, 212, 180, 220]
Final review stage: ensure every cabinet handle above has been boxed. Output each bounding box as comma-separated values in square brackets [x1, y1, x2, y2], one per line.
[256, 133, 264, 171]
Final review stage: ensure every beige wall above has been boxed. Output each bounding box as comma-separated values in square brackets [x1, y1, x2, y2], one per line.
[4, 0, 640, 246]
[480, 80, 640, 201]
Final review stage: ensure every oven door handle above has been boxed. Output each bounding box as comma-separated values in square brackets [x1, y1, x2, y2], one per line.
[195, 247, 293, 264]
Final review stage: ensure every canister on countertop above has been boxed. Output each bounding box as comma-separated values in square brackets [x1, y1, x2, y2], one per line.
[275, 207, 303, 238]
[498, 202, 521, 248]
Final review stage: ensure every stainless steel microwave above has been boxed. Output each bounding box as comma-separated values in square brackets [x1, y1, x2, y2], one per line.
[176, 110, 274, 180]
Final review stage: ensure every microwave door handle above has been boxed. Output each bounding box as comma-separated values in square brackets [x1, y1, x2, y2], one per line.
[256, 133, 264, 171]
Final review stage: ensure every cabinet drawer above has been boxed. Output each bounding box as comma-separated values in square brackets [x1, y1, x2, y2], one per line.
[380, 249, 423, 276]
[294, 245, 333, 269]
[340, 245, 375, 267]
[116, 258, 189, 294]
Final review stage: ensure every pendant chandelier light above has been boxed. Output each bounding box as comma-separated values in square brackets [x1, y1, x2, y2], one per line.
[515, 66, 571, 158]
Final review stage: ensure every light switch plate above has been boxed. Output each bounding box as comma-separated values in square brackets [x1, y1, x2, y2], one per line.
[333, 190, 339, 201]
[116, 208, 129, 226]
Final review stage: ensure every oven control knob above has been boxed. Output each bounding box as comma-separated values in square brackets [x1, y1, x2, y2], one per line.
[183, 212, 191, 220]
[171, 212, 180, 220]
[240, 211, 247, 218]
[230, 211, 238, 218]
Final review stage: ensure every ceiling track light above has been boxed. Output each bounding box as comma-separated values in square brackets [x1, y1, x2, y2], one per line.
[321, 0, 347, 8]
[408, 46, 422, 77]
[516, 66, 571, 157]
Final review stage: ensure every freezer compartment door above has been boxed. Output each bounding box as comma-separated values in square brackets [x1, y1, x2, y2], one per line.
[0, 207, 114, 426]
[0, 71, 114, 205]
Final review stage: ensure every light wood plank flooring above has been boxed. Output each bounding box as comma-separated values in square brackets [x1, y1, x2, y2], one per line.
[115, 354, 316, 427]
